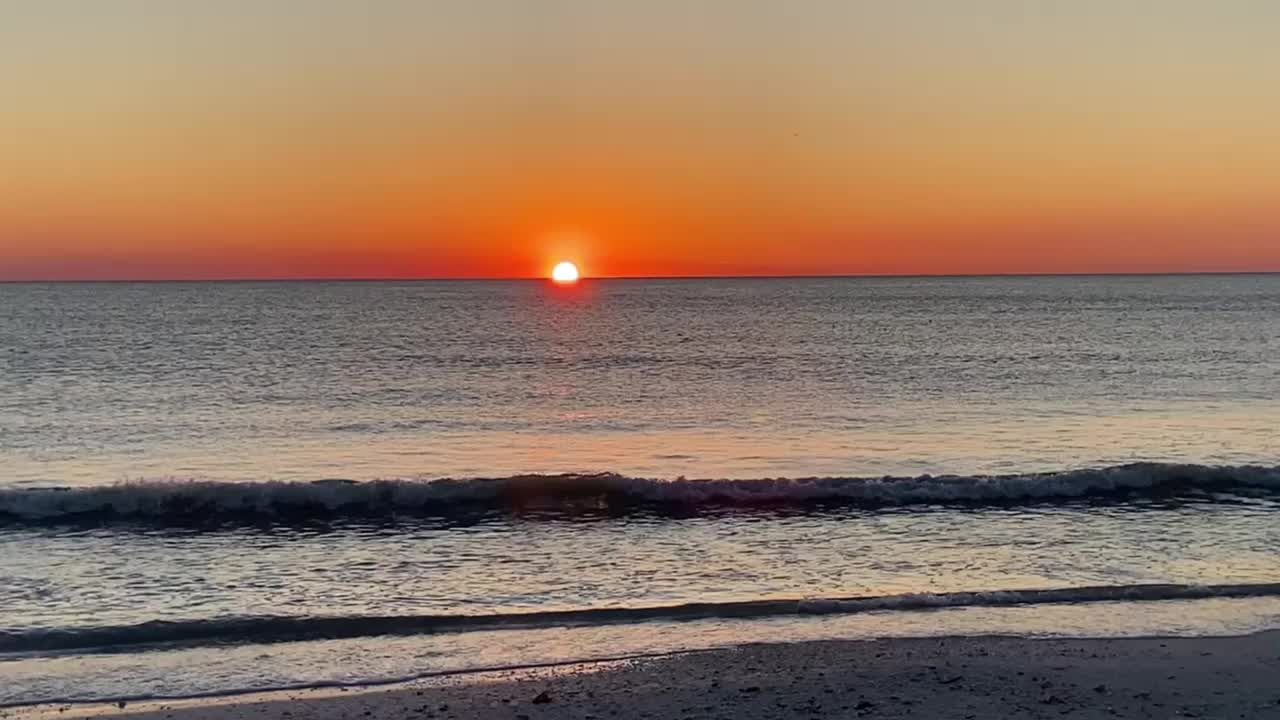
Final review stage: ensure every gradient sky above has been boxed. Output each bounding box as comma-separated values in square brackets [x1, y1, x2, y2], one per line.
[2, 1, 1278, 279]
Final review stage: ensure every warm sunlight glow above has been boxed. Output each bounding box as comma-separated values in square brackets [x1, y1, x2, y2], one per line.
[551, 261, 580, 284]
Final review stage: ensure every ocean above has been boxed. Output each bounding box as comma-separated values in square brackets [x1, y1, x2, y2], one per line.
[2, 275, 1279, 706]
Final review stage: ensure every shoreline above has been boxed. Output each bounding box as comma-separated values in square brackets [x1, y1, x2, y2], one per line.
[1, 651, 690, 714]
[15, 630, 1280, 720]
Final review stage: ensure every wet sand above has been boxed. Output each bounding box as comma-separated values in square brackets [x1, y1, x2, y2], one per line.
[20, 631, 1280, 719]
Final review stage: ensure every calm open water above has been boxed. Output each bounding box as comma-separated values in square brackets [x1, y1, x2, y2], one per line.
[2, 275, 1279, 705]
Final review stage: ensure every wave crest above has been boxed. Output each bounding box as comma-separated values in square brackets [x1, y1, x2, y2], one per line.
[2, 463, 1278, 524]
[5, 582, 1279, 655]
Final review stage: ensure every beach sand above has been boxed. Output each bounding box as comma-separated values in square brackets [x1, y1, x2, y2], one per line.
[22, 632, 1280, 719]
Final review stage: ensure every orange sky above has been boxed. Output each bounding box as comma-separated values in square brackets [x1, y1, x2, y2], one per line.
[2, 2, 1278, 280]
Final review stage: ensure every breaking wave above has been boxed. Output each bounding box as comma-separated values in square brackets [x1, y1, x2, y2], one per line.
[5, 582, 1280, 655]
[2, 463, 1278, 525]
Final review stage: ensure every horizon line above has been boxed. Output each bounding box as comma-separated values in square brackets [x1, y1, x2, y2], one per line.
[2, 270, 1279, 283]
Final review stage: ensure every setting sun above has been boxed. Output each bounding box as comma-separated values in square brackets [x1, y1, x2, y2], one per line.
[551, 261, 580, 284]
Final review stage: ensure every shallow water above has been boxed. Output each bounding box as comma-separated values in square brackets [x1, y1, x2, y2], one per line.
[7, 597, 1280, 706]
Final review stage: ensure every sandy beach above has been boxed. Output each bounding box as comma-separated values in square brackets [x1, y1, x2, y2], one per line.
[23, 631, 1280, 720]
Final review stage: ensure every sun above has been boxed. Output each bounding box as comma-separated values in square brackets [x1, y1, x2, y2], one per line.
[551, 261, 580, 284]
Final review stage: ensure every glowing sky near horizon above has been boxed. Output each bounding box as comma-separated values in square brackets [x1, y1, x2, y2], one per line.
[1, 1, 1278, 279]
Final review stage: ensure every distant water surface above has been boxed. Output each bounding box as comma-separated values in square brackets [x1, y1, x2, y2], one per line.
[4, 275, 1278, 483]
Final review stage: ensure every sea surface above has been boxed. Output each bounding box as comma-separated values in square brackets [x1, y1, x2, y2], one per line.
[2, 275, 1279, 705]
